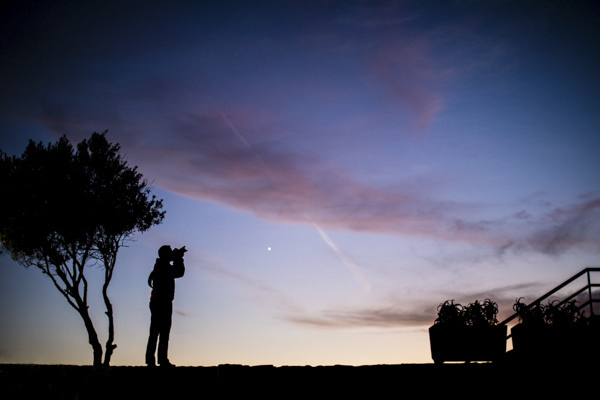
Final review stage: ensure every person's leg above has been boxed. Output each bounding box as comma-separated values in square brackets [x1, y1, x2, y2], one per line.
[157, 301, 173, 365]
[145, 301, 159, 366]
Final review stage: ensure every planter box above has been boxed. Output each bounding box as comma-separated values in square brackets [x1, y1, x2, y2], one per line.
[429, 325, 507, 364]
[511, 323, 599, 362]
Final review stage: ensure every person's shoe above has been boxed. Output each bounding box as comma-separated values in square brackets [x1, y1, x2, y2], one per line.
[159, 361, 176, 368]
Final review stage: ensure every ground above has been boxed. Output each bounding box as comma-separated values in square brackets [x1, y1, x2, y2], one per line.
[0, 361, 594, 399]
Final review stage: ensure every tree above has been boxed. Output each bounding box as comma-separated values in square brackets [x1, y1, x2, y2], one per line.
[0, 132, 165, 366]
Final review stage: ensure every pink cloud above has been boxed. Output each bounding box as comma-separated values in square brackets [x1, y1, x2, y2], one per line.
[369, 37, 443, 134]
[107, 105, 600, 258]
[34, 77, 600, 259]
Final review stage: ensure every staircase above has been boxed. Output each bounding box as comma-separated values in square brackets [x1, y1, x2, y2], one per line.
[501, 267, 600, 327]
[501, 267, 600, 361]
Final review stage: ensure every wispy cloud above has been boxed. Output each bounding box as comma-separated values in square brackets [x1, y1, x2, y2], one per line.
[284, 281, 547, 330]
[524, 195, 600, 255]
[194, 252, 305, 316]
[370, 37, 443, 134]
[10, 0, 600, 262]
[287, 307, 433, 329]
[39, 98, 600, 259]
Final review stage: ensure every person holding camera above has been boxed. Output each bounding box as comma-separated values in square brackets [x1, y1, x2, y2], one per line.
[145, 245, 186, 367]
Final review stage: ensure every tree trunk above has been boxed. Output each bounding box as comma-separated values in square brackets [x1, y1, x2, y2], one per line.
[102, 280, 117, 366]
[78, 305, 103, 367]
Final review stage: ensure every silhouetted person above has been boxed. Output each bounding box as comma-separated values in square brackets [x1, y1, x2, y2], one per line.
[145, 245, 186, 367]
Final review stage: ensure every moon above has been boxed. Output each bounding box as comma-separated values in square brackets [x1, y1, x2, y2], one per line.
[267, 247, 272, 251]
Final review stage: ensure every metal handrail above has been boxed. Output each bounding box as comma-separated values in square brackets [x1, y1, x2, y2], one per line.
[501, 267, 600, 328]
[501, 267, 600, 342]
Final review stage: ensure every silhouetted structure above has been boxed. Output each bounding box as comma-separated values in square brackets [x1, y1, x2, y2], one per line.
[145, 245, 186, 367]
[429, 268, 600, 364]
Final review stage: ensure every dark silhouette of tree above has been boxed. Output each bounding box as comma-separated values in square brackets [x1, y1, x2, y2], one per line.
[0, 131, 165, 366]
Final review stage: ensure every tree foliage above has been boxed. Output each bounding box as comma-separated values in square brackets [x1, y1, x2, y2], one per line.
[0, 131, 165, 366]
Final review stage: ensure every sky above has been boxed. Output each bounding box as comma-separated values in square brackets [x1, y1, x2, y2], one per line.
[1, 0, 599, 366]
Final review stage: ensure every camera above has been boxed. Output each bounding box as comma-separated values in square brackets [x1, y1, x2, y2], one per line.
[172, 246, 187, 259]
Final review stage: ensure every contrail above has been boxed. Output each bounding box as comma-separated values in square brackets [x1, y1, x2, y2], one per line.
[219, 110, 251, 148]
[219, 110, 370, 291]
[314, 223, 371, 291]
[219, 109, 277, 181]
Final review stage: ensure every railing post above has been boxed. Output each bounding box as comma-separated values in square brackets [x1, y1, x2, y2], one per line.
[588, 269, 595, 317]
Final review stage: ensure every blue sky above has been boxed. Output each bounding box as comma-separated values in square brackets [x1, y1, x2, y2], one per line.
[1, 0, 599, 366]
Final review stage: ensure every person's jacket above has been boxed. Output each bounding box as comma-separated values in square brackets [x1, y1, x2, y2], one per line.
[148, 257, 185, 302]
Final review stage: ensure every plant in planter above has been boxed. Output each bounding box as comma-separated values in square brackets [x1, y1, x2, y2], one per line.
[429, 299, 507, 364]
[544, 299, 587, 327]
[511, 297, 592, 361]
[513, 297, 546, 327]
[464, 298, 499, 327]
[434, 299, 464, 327]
